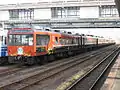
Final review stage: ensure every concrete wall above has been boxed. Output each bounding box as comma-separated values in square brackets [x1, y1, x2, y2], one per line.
[34, 8, 51, 19]
[0, 10, 9, 20]
[80, 6, 99, 18]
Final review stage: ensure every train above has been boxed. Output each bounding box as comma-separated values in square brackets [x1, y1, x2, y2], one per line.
[7, 25, 115, 65]
[0, 30, 8, 64]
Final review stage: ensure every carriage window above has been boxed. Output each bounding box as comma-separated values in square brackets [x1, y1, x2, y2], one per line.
[59, 38, 72, 45]
[36, 35, 50, 45]
[72, 38, 78, 44]
[55, 37, 59, 44]
[8, 34, 33, 46]
[59, 38, 65, 45]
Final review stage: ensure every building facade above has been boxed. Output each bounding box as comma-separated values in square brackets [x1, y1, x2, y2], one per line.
[0, 0, 120, 43]
[0, 0, 118, 21]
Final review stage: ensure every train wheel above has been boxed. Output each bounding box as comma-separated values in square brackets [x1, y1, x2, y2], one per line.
[8, 56, 15, 64]
[0, 58, 7, 65]
[26, 57, 36, 65]
[64, 52, 69, 58]
[41, 56, 48, 65]
[48, 54, 55, 61]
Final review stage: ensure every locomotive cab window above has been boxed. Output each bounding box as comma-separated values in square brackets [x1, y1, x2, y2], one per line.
[8, 34, 33, 46]
[36, 35, 50, 45]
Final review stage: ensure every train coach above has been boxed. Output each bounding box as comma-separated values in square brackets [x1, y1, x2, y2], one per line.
[7, 25, 115, 65]
[0, 30, 8, 64]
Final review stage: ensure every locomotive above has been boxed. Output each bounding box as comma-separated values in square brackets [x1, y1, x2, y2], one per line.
[0, 30, 8, 64]
[7, 25, 115, 65]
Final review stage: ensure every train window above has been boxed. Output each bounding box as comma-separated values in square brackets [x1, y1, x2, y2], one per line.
[55, 37, 58, 44]
[59, 38, 66, 45]
[59, 38, 62, 44]
[59, 38, 73, 45]
[8, 34, 33, 46]
[36, 35, 50, 46]
[72, 38, 78, 44]
[67, 38, 71, 44]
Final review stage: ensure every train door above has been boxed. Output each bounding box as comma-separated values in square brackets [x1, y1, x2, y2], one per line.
[79, 36, 82, 47]
[82, 36, 85, 48]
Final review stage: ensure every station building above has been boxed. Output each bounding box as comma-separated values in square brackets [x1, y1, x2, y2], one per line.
[0, 0, 119, 28]
[0, 0, 120, 43]
[0, 0, 118, 20]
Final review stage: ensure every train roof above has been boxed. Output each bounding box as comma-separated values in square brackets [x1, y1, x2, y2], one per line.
[9, 25, 78, 37]
[9, 24, 109, 39]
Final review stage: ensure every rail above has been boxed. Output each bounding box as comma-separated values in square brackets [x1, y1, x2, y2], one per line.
[66, 46, 120, 90]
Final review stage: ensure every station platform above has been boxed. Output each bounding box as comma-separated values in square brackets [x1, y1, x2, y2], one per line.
[101, 54, 120, 90]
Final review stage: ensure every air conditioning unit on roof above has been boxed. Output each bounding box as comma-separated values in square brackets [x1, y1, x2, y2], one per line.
[54, 30, 60, 32]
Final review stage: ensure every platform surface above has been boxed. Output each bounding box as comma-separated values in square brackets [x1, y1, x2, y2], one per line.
[101, 54, 120, 90]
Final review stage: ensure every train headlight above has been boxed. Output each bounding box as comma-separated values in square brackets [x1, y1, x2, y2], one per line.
[48, 48, 53, 54]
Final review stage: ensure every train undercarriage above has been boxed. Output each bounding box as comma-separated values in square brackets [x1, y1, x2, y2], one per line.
[7, 43, 114, 65]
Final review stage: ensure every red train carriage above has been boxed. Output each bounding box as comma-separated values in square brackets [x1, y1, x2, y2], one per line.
[7, 26, 82, 64]
[7, 25, 115, 65]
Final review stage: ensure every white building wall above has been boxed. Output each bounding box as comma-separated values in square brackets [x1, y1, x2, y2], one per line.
[80, 7, 99, 18]
[0, 10, 9, 20]
[34, 8, 51, 19]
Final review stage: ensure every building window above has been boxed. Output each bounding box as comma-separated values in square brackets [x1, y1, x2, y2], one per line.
[9, 9, 34, 20]
[100, 5, 119, 18]
[51, 7, 80, 18]
[67, 7, 80, 17]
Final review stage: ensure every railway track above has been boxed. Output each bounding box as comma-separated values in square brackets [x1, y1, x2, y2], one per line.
[23, 46, 119, 90]
[65, 46, 120, 90]
[0, 49, 94, 80]
[0, 46, 105, 80]
[0, 45, 117, 90]
[0, 45, 115, 76]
